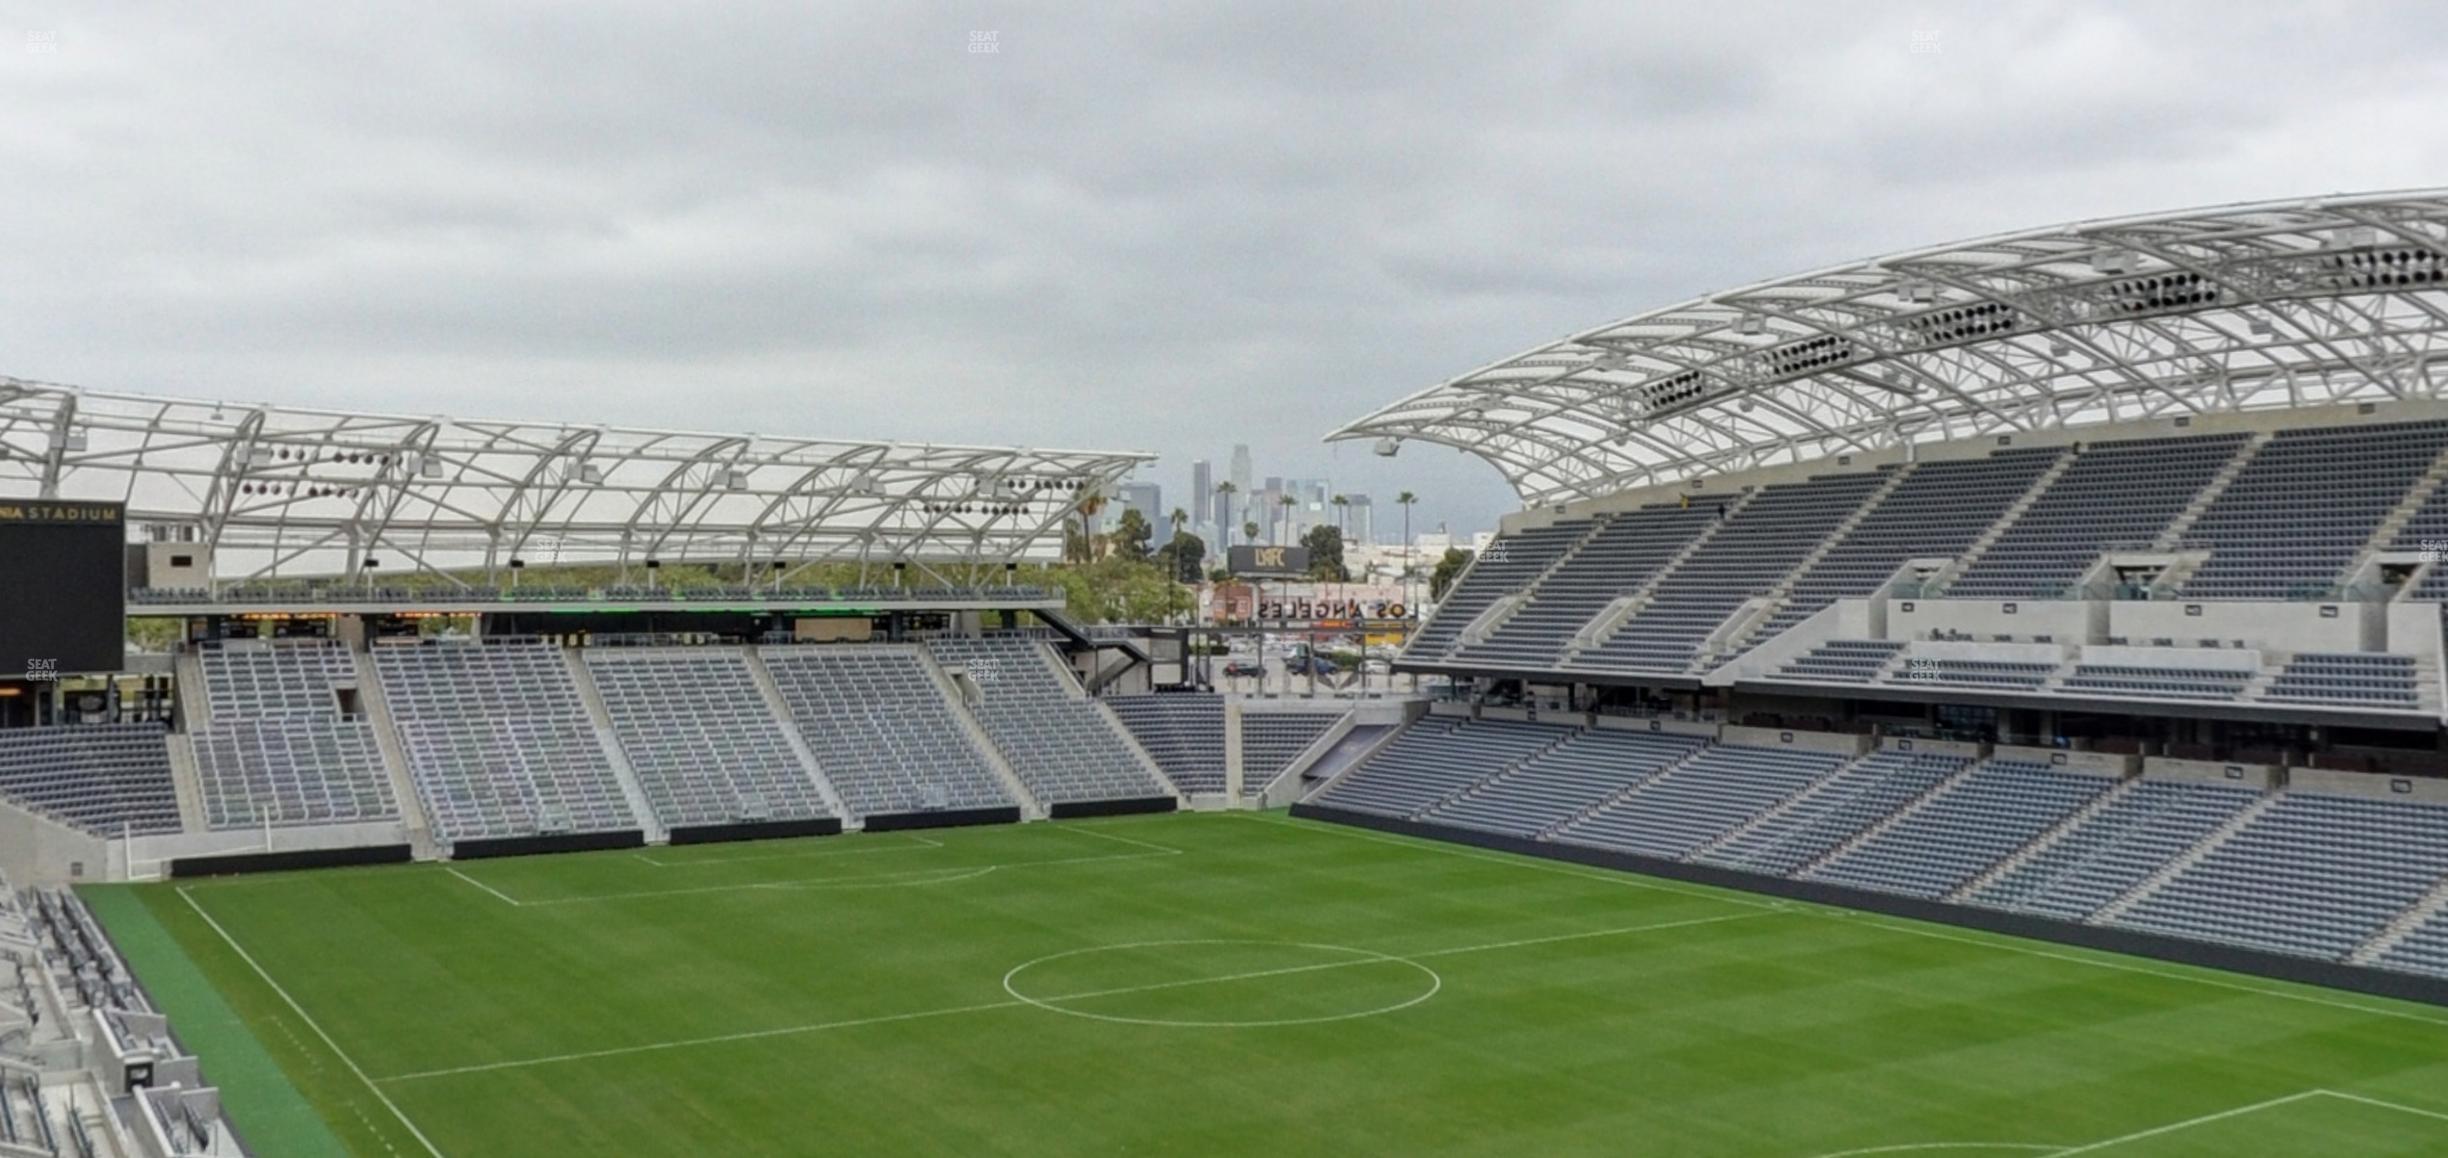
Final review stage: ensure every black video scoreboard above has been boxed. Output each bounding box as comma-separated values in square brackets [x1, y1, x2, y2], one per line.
[0, 500, 126, 678]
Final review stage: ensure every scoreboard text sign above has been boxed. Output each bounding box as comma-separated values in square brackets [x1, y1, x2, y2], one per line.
[0, 501, 126, 677]
[1228, 545, 1311, 577]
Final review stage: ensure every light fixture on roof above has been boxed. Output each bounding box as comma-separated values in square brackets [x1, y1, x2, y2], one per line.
[1373, 438, 1400, 458]
[2049, 337, 2073, 357]
[246, 446, 275, 467]
[1737, 315, 1767, 336]
[420, 456, 444, 479]
[2091, 250, 2133, 275]
[2249, 316, 2276, 336]
[578, 463, 604, 484]
[726, 469, 751, 490]
[62, 428, 87, 451]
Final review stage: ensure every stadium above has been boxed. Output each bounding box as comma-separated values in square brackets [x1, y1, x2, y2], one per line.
[10, 188, 2448, 1157]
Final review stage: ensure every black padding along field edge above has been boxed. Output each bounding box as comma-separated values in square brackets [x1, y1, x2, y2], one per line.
[861, 806, 1023, 832]
[1049, 796, 1178, 819]
[666, 817, 844, 845]
[1289, 803, 2448, 1009]
[168, 843, 414, 878]
[450, 830, 647, 860]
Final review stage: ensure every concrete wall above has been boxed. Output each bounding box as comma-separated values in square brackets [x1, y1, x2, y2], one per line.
[1591, 714, 1719, 738]
[2290, 766, 2448, 803]
[1994, 745, 2136, 777]
[2141, 756, 2281, 791]
[1890, 598, 2101, 643]
[1722, 724, 1871, 756]
[1875, 735, 1985, 760]
[2079, 644, 2262, 672]
[0, 799, 109, 887]
[2108, 600, 2374, 653]
[119, 819, 413, 881]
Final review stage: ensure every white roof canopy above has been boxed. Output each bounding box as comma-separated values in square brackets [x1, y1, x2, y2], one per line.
[0, 379, 1153, 583]
[1332, 190, 2448, 504]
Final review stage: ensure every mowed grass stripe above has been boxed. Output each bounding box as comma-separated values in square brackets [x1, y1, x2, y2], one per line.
[91, 811, 2448, 1157]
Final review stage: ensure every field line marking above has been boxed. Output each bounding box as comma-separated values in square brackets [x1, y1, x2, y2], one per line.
[2046, 1089, 2324, 1154]
[514, 865, 1001, 906]
[379, 910, 1774, 1081]
[177, 887, 449, 1157]
[378, 998, 1032, 1082]
[1850, 919, 2448, 1031]
[1235, 812, 1784, 911]
[633, 832, 944, 867]
[1408, 910, 1771, 958]
[442, 867, 523, 908]
[510, 845, 1174, 906]
[1018, 911, 1775, 1004]
[2314, 1088, 2448, 1124]
[1054, 824, 1187, 856]
[1807, 1145, 2061, 1157]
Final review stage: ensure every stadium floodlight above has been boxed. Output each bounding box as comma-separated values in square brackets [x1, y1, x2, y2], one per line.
[62, 429, 87, 451]
[2250, 316, 2276, 336]
[726, 469, 752, 490]
[1374, 438, 1400, 457]
[578, 463, 605, 485]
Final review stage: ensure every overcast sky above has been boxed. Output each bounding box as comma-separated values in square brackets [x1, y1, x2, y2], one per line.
[4, 3, 2446, 541]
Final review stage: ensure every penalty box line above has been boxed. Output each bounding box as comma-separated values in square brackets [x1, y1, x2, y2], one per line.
[2044, 1087, 2448, 1155]
[375, 908, 1782, 1083]
[445, 823, 1188, 907]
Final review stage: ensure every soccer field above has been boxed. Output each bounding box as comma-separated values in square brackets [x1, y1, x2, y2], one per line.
[85, 811, 2448, 1157]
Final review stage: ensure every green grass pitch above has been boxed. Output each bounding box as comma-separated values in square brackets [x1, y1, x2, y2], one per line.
[83, 811, 2448, 1156]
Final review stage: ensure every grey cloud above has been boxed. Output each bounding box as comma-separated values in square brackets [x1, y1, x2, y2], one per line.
[4, 2, 2448, 540]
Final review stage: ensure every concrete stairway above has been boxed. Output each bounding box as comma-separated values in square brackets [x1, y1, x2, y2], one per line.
[1947, 775, 2139, 902]
[561, 649, 667, 843]
[2351, 873, 2448, 965]
[1795, 756, 1985, 877]
[1932, 447, 2074, 593]
[740, 647, 854, 823]
[915, 646, 1044, 819]
[1564, 491, 1760, 665]
[2090, 790, 2283, 924]
[350, 648, 435, 858]
[2155, 431, 2270, 549]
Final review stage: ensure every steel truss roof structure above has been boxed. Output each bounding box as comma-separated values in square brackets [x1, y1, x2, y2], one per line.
[0, 379, 1153, 584]
[1332, 190, 2448, 505]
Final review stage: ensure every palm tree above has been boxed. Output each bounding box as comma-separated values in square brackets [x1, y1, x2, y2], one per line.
[1331, 494, 1350, 538]
[1277, 493, 1296, 545]
[1397, 490, 1418, 607]
[1070, 485, 1107, 564]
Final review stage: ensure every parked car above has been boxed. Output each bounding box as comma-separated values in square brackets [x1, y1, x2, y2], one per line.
[1223, 659, 1264, 678]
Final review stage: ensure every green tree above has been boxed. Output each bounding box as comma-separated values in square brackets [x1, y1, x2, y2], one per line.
[1301, 524, 1349, 581]
[1242, 520, 1260, 545]
[1112, 507, 1155, 562]
[1160, 529, 1207, 585]
[1429, 546, 1474, 601]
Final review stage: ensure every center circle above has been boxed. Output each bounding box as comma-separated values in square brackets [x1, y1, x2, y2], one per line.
[1001, 939, 1442, 1027]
